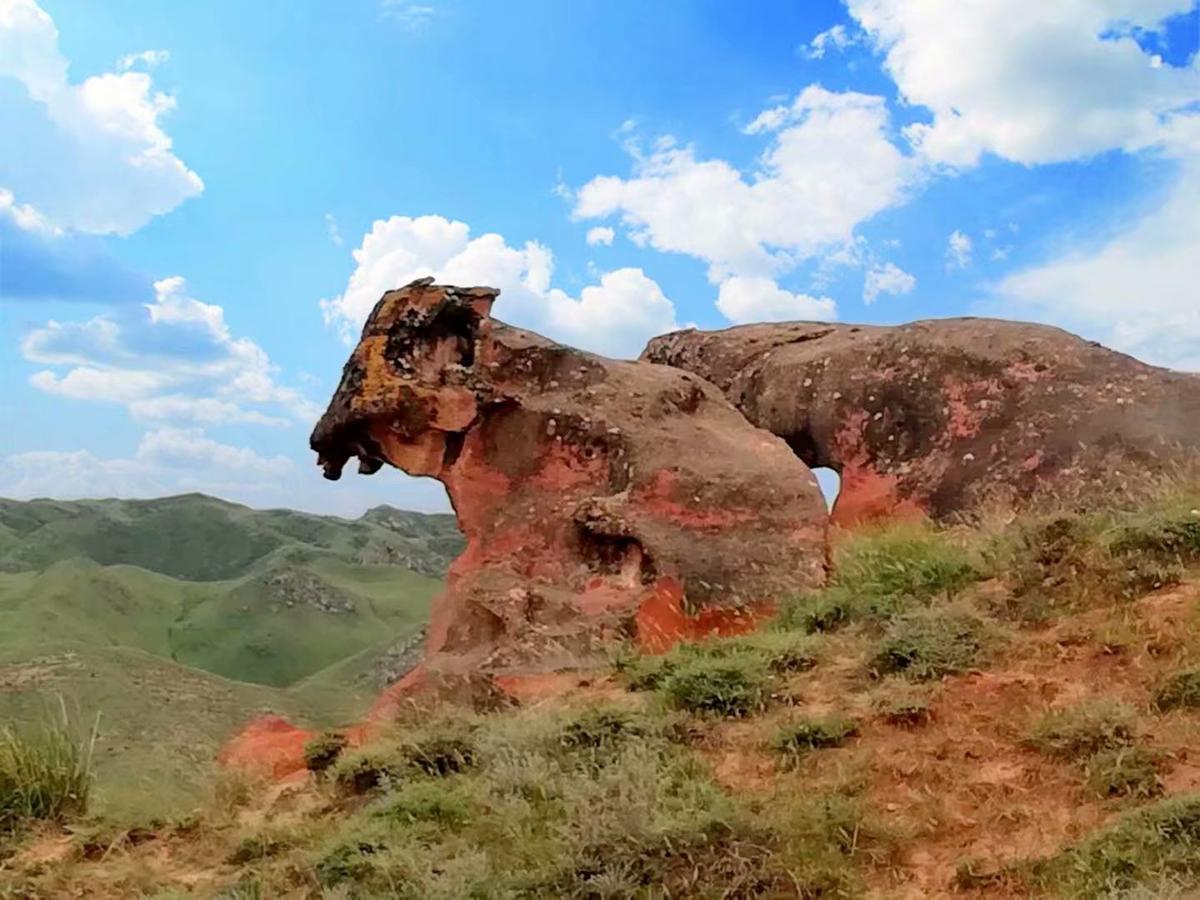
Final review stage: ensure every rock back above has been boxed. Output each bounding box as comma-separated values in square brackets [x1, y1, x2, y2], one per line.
[643, 318, 1200, 524]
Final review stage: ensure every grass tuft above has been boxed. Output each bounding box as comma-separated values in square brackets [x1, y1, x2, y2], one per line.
[780, 523, 978, 632]
[661, 656, 768, 718]
[772, 717, 858, 769]
[1154, 669, 1200, 712]
[1025, 701, 1136, 760]
[871, 607, 991, 680]
[1084, 746, 1163, 799]
[0, 703, 97, 832]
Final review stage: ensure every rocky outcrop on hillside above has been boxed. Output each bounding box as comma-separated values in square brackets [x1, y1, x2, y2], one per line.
[310, 279, 829, 693]
[643, 318, 1200, 524]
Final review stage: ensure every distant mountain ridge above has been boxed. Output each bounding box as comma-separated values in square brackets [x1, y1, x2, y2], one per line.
[0, 493, 463, 579]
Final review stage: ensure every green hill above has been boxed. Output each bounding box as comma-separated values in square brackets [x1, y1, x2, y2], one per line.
[0, 493, 462, 579]
[0, 494, 460, 811]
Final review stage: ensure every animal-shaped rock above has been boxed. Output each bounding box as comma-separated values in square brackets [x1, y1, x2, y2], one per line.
[643, 318, 1200, 525]
[311, 279, 828, 700]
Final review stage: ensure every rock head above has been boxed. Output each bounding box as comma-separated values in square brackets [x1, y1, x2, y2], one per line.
[311, 279, 829, 707]
[643, 318, 1200, 525]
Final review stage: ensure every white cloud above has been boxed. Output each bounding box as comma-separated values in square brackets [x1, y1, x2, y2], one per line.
[116, 49, 168, 71]
[802, 24, 858, 60]
[862, 261, 915, 303]
[380, 0, 436, 29]
[716, 276, 836, 324]
[946, 230, 972, 270]
[0, 427, 291, 503]
[324, 212, 344, 246]
[994, 154, 1200, 372]
[22, 276, 320, 425]
[847, 0, 1200, 166]
[0, 186, 59, 235]
[574, 85, 917, 284]
[321, 214, 679, 358]
[585, 225, 614, 247]
[0, 0, 201, 235]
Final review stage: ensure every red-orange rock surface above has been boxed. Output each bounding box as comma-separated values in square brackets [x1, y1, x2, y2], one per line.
[311, 278, 828, 698]
[643, 318, 1200, 525]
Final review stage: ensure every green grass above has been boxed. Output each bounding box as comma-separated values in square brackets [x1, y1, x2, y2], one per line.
[661, 656, 769, 718]
[1084, 747, 1163, 800]
[772, 716, 858, 768]
[1026, 794, 1200, 897]
[219, 705, 883, 898]
[870, 606, 992, 680]
[1025, 701, 1136, 760]
[1, 704, 96, 831]
[1154, 670, 1200, 712]
[779, 523, 978, 632]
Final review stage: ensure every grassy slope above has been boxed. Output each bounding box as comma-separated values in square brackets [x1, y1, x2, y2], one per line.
[7, 482, 1200, 897]
[0, 643, 377, 821]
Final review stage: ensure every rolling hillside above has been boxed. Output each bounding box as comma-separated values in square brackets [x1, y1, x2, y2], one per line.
[0, 494, 461, 813]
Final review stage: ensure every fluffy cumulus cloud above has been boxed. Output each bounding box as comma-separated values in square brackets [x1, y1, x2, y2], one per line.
[0, 0, 202, 235]
[0, 427, 293, 505]
[572, 85, 920, 325]
[862, 261, 915, 303]
[575, 86, 916, 284]
[716, 276, 836, 324]
[846, 0, 1200, 166]
[321, 214, 679, 358]
[22, 276, 321, 426]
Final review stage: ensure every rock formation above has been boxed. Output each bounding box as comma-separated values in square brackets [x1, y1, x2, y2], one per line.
[643, 318, 1200, 525]
[310, 278, 829, 707]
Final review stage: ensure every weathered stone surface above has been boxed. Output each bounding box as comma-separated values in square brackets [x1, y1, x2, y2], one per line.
[643, 318, 1200, 525]
[311, 279, 828, 700]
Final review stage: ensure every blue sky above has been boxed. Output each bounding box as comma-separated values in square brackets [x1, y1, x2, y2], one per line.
[1, 0, 1197, 515]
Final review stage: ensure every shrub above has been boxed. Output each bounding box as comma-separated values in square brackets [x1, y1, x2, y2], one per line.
[556, 707, 653, 755]
[0, 707, 97, 831]
[1154, 670, 1200, 712]
[772, 717, 857, 768]
[333, 724, 477, 794]
[871, 608, 990, 680]
[1026, 701, 1136, 760]
[303, 731, 348, 776]
[1085, 746, 1163, 799]
[661, 657, 768, 717]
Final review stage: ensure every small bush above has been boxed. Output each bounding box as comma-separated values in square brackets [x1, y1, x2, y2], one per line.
[333, 724, 477, 794]
[1026, 701, 1136, 760]
[871, 608, 991, 680]
[773, 717, 857, 768]
[1027, 794, 1200, 895]
[303, 731, 348, 776]
[0, 707, 97, 831]
[777, 589, 854, 634]
[874, 684, 935, 727]
[1154, 670, 1200, 712]
[662, 657, 768, 717]
[1085, 746, 1163, 799]
[314, 839, 385, 887]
